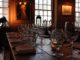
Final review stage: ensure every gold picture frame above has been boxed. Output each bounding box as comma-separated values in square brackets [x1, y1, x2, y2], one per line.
[16, 1, 30, 20]
[62, 5, 72, 15]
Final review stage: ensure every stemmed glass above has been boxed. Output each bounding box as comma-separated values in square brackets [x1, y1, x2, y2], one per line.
[51, 29, 65, 56]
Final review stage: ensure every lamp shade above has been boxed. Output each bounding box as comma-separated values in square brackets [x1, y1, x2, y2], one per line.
[36, 15, 41, 26]
[36, 15, 41, 19]
[0, 16, 7, 23]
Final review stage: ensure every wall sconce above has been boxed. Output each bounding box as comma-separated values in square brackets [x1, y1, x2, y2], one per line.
[16, 0, 27, 5]
[19, 1, 27, 5]
[62, 5, 72, 15]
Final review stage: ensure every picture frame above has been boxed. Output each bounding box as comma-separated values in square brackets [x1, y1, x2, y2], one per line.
[62, 5, 72, 15]
[16, 1, 30, 20]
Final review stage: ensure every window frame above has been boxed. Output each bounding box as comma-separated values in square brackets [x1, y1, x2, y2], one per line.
[35, 0, 52, 27]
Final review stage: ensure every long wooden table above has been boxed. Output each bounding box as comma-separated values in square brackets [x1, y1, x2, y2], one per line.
[6, 32, 36, 60]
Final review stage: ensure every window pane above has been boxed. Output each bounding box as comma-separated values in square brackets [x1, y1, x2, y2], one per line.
[43, 5, 47, 10]
[39, 5, 42, 9]
[48, 16, 51, 20]
[43, 0, 47, 4]
[75, 3, 78, 7]
[0, 2, 2, 7]
[39, 0, 42, 4]
[76, 17, 80, 22]
[78, 13, 80, 16]
[48, 11, 51, 15]
[3, 8, 8, 14]
[79, 0, 80, 2]
[75, 0, 78, 2]
[35, 0, 38, 4]
[3, 3, 8, 7]
[0, 9, 2, 13]
[76, 13, 79, 16]
[76, 16, 79, 20]
[44, 11, 47, 15]
[47, 5, 51, 10]
[0, 15, 3, 18]
[0, 0, 2, 1]
[75, 17, 79, 22]
[35, 10, 39, 15]
[47, 0, 51, 5]
[78, 8, 80, 11]
[78, 17, 80, 22]
[4, 0, 8, 2]
[40, 11, 43, 15]
[43, 16, 47, 20]
[78, 24, 80, 27]
[79, 4, 80, 7]
[75, 8, 78, 11]
[35, 5, 38, 9]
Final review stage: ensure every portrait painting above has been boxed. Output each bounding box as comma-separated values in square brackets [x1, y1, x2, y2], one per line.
[16, 1, 30, 20]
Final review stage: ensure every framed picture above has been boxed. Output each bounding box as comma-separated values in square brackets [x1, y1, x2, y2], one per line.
[16, 1, 30, 20]
[62, 5, 72, 15]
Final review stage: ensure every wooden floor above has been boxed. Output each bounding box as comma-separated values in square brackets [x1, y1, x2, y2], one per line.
[4, 36, 80, 60]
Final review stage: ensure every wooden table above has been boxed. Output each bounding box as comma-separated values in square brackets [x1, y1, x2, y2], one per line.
[6, 32, 36, 60]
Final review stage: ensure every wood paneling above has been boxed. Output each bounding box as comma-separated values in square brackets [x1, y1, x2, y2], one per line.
[57, 0, 75, 29]
[8, 0, 75, 29]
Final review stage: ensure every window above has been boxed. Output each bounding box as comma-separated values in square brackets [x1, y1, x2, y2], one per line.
[35, 0, 52, 27]
[0, 0, 8, 20]
[75, 0, 80, 27]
